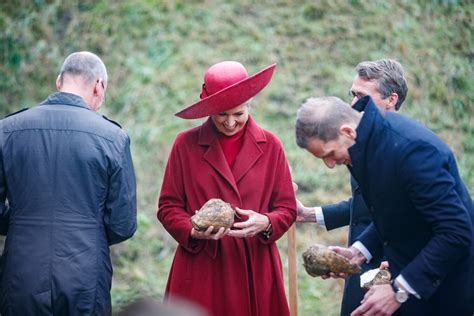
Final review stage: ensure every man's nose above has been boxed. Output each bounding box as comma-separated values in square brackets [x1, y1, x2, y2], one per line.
[225, 118, 235, 126]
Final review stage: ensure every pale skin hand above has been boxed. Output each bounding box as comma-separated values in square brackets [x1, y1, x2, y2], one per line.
[227, 207, 269, 238]
[293, 181, 318, 222]
[296, 198, 317, 222]
[351, 284, 401, 316]
[189, 209, 230, 240]
[292, 181, 299, 193]
[190, 225, 230, 240]
[380, 260, 390, 270]
[320, 246, 366, 279]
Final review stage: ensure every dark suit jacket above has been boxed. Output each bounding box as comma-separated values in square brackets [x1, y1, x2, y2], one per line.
[322, 176, 383, 316]
[350, 96, 474, 315]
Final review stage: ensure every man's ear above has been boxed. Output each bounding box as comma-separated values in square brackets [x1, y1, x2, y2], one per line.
[93, 79, 101, 96]
[56, 75, 62, 91]
[386, 92, 399, 112]
[339, 124, 357, 140]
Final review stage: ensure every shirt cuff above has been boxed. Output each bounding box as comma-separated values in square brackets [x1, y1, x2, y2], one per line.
[315, 206, 325, 227]
[351, 241, 372, 263]
[396, 275, 420, 299]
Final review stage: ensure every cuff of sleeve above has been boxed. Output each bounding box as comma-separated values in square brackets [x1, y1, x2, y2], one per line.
[396, 275, 421, 299]
[351, 241, 372, 263]
[315, 206, 325, 227]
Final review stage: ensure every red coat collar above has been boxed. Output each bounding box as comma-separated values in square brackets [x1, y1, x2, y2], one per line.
[196, 115, 267, 193]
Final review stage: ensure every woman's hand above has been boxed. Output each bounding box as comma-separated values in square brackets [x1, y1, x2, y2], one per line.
[190, 226, 230, 240]
[227, 207, 269, 238]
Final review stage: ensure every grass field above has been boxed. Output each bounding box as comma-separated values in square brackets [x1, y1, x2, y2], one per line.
[1, 1, 473, 315]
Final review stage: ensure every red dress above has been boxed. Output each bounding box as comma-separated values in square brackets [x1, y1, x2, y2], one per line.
[157, 116, 296, 316]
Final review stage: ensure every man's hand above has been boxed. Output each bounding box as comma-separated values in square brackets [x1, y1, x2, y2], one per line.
[331, 245, 366, 265]
[292, 181, 298, 193]
[296, 199, 317, 222]
[380, 260, 390, 270]
[291, 174, 316, 223]
[320, 246, 366, 279]
[351, 284, 401, 316]
[227, 207, 269, 238]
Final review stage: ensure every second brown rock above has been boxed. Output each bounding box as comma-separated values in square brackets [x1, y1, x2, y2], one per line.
[302, 244, 362, 277]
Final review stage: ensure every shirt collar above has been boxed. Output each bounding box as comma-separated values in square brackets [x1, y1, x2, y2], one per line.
[40, 92, 90, 110]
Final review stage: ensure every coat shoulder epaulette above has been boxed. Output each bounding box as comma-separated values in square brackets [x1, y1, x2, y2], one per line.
[4, 107, 29, 119]
[102, 115, 122, 128]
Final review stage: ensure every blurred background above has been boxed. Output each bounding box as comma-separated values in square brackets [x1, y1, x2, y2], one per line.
[1, 1, 472, 315]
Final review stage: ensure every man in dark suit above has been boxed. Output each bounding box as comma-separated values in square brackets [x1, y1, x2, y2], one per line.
[296, 59, 408, 315]
[0, 52, 137, 315]
[295, 95, 474, 315]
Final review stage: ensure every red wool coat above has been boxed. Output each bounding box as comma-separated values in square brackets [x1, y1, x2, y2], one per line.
[158, 116, 297, 316]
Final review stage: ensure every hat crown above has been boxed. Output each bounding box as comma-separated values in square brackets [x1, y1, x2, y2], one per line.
[204, 61, 249, 96]
[175, 62, 276, 119]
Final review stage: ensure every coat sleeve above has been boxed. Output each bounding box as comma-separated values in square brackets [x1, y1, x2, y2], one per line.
[157, 137, 203, 253]
[321, 199, 351, 231]
[0, 125, 9, 235]
[321, 176, 361, 231]
[398, 142, 472, 299]
[260, 144, 297, 244]
[104, 132, 137, 245]
[356, 222, 384, 261]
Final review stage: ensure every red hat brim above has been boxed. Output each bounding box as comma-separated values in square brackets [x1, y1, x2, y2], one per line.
[175, 63, 276, 119]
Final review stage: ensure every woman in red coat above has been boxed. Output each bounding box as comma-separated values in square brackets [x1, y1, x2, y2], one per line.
[157, 61, 297, 316]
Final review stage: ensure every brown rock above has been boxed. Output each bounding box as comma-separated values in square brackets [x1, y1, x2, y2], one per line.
[361, 269, 392, 290]
[190, 198, 234, 233]
[302, 244, 361, 277]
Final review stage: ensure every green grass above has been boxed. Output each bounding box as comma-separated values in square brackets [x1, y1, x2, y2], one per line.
[1, 1, 473, 315]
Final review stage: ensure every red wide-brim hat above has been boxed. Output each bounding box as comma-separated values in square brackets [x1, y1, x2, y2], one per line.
[175, 61, 276, 119]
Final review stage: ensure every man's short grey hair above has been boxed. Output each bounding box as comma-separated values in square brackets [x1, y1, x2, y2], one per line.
[59, 52, 108, 86]
[356, 59, 407, 110]
[295, 96, 359, 148]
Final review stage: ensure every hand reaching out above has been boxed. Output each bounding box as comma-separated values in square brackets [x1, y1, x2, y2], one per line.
[320, 246, 367, 279]
[296, 199, 317, 222]
[292, 181, 298, 193]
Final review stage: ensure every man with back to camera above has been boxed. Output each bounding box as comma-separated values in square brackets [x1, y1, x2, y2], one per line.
[296, 59, 408, 315]
[0, 51, 137, 315]
[295, 95, 474, 315]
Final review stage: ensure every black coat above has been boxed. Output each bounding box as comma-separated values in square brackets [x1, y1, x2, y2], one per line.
[322, 176, 383, 316]
[352, 97, 474, 315]
[0, 92, 137, 315]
